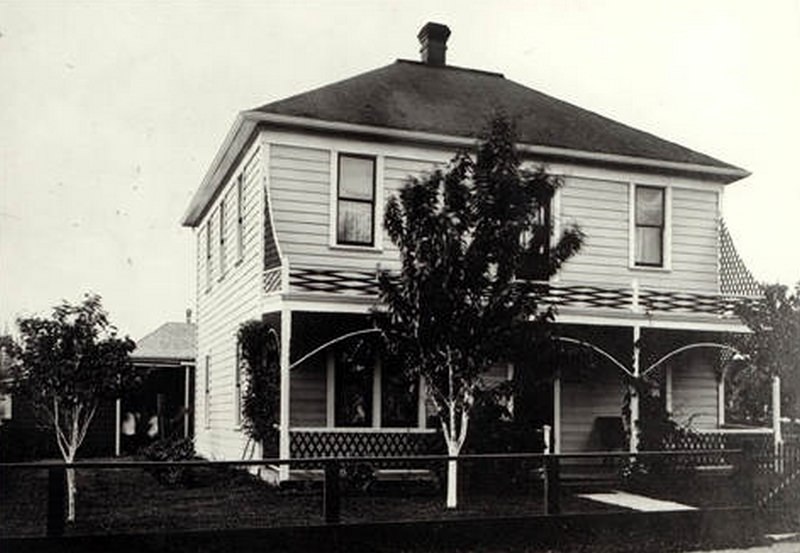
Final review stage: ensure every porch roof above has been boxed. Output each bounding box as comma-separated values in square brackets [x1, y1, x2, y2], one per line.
[132, 322, 196, 363]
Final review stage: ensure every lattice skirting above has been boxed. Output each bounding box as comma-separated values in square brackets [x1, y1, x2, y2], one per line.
[290, 430, 442, 460]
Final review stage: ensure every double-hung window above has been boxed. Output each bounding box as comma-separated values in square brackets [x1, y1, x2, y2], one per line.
[337, 154, 376, 246]
[205, 220, 212, 290]
[236, 174, 244, 262]
[218, 199, 226, 278]
[518, 197, 552, 280]
[634, 185, 665, 267]
[204, 355, 211, 429]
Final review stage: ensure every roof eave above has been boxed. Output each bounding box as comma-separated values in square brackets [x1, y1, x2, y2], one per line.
[247, 111, 750, 182]
[183, 110, 750, 226]
[181, 113, 259, 227]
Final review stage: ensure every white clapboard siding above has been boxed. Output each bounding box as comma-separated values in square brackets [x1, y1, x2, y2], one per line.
[290, 355, 327, 427]
[558, 177, 720, 293]
[560, 365, 627, 453]
[670, 352, 719, 430]
[194, 141, 265, 460]
[269, 144, 439, 272]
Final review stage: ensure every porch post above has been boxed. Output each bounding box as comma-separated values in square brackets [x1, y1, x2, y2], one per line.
[773, 375, 783, 447]
[717, 376, 725, 428]
[629, 326, 640, 453]
[279, 309, 292, 481]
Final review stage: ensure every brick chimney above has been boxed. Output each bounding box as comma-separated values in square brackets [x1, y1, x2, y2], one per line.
[418, 22, 451, 66]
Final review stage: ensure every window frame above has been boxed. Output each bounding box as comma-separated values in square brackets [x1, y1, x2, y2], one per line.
[234, 341, 242, 427]
[629, 183, 671, 271]
[236, 173, 244, 263]
[205, 219, 213, 291]
[204, 354, 211, 429]
[218, 198, 226, 280]
[333, 152, 379, 248]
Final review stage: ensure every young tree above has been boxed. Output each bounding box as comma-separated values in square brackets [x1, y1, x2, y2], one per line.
[9, 294, 137, 522]
[376, 118, 583, 508]
[733, 282, 800, 422]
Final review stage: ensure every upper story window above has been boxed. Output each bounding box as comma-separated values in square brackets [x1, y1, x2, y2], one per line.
[219, 199, 227, 278]
[518, 198, 552, 280]
[236, 174, 244, 262]
[205, 220, 213, 290]
[634, 185, 665, 267]
[337, 154, 376, 246]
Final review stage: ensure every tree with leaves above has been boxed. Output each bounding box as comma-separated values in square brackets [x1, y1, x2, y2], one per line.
[376, 117, 583, 508]
[732, 282, 800, 423]
[9, 294, 137, 522]
[238, 320, 281, 458]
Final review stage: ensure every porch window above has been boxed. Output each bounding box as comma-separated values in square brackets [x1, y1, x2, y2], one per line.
[236, 174, 244, 262]
[334, 349, 373, 427]
[337, 154, 376, 246]
[634, 186, 665, 267]
[381, 367, 419, 427]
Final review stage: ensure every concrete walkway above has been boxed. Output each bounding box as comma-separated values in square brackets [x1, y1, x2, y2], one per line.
[688, 537, 800, 552]
[577, 490, 697, 512]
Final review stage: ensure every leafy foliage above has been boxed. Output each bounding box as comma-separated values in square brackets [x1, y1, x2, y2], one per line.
[238, 320, 280, 455]
[141, 437, 196, 487]
[9, 294, 138, 454]
[375, 117, 583, 506]
[8, 293, 137, 521]
[732, 282, 800, 422]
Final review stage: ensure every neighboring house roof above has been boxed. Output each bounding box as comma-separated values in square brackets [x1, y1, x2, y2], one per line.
[132, 322, 196, 362]
[719, 220, 762, 297]
[255, 59, 737, 172]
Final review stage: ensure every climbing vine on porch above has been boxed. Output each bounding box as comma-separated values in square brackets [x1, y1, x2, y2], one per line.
[238, 320, 280, 456]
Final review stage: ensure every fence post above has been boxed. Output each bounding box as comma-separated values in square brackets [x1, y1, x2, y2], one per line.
[47, 466, 66, 537]
[544, 454, 560, 515]
[324, 460, 341, 524]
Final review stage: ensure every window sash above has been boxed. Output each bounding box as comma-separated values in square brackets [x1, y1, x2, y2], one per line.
[337, 154, 375, 245]
[219, 200, 226, 277]
[236, 174, 244, 261]
[634, 186, 665, 267]
[334, 352, 374, 428]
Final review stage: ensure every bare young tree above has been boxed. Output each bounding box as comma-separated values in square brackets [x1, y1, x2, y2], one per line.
[9, 294, 137, 521]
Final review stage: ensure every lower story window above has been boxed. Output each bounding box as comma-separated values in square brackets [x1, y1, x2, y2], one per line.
[381, 364, 418, 427]
[334, 349, 373, 427]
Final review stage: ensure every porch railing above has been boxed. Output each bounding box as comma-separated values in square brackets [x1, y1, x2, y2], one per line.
[286, 267, 761, 317]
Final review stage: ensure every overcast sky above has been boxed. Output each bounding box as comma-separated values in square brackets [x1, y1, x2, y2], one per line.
[1, 1, 799, 340]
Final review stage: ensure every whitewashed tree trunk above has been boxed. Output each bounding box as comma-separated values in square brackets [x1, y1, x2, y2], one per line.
[445, 441, 460, 509]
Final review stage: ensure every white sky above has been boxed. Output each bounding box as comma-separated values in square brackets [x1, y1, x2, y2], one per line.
[1, 1, 799, 340]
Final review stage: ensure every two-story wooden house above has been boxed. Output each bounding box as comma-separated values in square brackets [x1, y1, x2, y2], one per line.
[181, 23, 763, 477]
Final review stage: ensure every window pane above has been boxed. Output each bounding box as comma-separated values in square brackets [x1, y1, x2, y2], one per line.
[635, 227, 663, 265]
[339, 156, 374, 200]
[335, 351, 373, 427]
[381, 363, 418, 428]
[338, 200, 373, 244]
[636, 187, 664, 226]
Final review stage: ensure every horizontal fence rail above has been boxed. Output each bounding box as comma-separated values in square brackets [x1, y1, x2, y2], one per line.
[0, 448, 761, 539]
